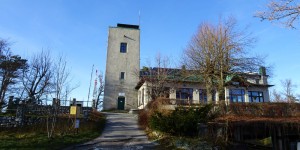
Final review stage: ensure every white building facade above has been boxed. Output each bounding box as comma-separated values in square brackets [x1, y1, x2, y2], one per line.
[135, 68, 272, 109]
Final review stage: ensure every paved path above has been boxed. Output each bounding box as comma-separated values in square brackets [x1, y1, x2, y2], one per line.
[69, 112, 158, 150]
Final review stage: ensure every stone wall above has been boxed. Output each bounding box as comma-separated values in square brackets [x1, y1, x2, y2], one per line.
[0, 116, 19, 127]
[0, 105, 93, 128]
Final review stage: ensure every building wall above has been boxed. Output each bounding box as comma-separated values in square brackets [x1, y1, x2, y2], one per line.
[170, 88, 176, 99]
[138, 82, 149, 109]
[137, 82, 211, 109]
[137, 81, 271, 109]
[103, 25, 140, 110]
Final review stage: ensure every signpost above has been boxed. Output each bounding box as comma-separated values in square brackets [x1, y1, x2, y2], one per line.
[70, 106, 77, 115]
[75, 119, 80, 129]
[70, 106, 80, 134]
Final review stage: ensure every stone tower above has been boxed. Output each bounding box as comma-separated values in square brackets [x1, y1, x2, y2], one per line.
[103, 24, 140, 110]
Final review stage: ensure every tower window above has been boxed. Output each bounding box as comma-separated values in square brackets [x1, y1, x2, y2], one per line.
[120, 72, 125, 80]
[120, 43, 127, 53]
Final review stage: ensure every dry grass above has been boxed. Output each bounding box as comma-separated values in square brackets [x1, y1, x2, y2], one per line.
[216, 114, 300, 124]
[0, 110, 106, 149]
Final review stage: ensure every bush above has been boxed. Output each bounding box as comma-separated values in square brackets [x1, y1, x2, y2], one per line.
[228, 103, 300, 117]
[138, 98, 172, 130]
[89, 110, 106, 122]
[149, 104, 217, 136]
[138, 109, 149, 129]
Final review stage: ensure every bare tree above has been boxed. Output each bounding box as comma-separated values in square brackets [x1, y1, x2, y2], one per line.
[53, 55, 68, 100]
[22, 50, 53, 104]
[44, 55, 74, 138]
[140, 54, 174, 101]
[270, 79, 299, 102]
[297, 94, 300, 102]
[270, 89, 283, 102]
[52, 54, 78, 103]
[94, 71, 104, 110]
[256, 0, 300, 28]
[281, 78, 297, 102]
[183, 17, 263, 103]
[63, 83, 79, 105]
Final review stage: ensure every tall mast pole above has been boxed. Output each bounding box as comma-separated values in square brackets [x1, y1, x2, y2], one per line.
[87, 64, 94, 107]
[92, 70, 98, 108]
[138, 10, 141, 27]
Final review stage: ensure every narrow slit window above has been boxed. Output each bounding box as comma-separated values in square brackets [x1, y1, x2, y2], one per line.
[120, 72, 125, 80]
[120, 43, 127, 53]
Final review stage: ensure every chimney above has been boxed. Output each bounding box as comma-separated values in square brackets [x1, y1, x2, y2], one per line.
[259, 66, 266, 76]
[259, 66, 267, 85]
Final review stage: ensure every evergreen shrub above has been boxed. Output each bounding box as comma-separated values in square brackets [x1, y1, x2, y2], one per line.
[149, 104, 217, 136]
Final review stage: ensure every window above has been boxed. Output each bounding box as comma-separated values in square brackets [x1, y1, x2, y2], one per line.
[248, 91, 264, 102]
[199, 89, 207, 103]
[142, 88, 144, 105]
[255, 79, 260, 84]
[162, 87, 170, 98]
[229, 89, 245, 102]
[120, 72, 125, 80]
[138, 91, 141, 106]
[176, 88, 193, 100]
[151, 87, 170, 98]
[120, 43, 127, 53]
[199, 89, 216, 103]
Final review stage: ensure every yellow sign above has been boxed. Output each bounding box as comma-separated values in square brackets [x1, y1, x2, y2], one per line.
[70, 106, 77, 115]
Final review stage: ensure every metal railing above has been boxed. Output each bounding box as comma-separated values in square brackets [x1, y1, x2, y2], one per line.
[160, 98, 208, 105]
[37, 99, 94, 108]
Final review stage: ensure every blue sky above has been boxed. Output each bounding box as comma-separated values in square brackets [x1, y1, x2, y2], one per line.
[1, 0, 300, 100]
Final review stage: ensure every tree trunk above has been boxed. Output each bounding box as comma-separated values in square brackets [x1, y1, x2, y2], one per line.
[206, 76, 213, 103]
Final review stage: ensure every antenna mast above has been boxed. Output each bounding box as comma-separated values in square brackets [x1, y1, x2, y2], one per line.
[92, 70, 98, 108]
[87, 64, 94, 107]
[138, 10, 141, 27]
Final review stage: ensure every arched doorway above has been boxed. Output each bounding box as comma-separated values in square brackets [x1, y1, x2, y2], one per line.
[117, 96, 125, 110]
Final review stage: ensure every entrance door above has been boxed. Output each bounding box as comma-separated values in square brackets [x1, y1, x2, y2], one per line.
[117, 97, 125, 110]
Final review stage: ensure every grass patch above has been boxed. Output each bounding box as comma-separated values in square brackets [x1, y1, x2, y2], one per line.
[146, 129, 212, 150]
[245, 136, 272, 147]
[0, 111, 106, 149]
[259, 137, 272, 146]
[0, 131, 100, 149]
